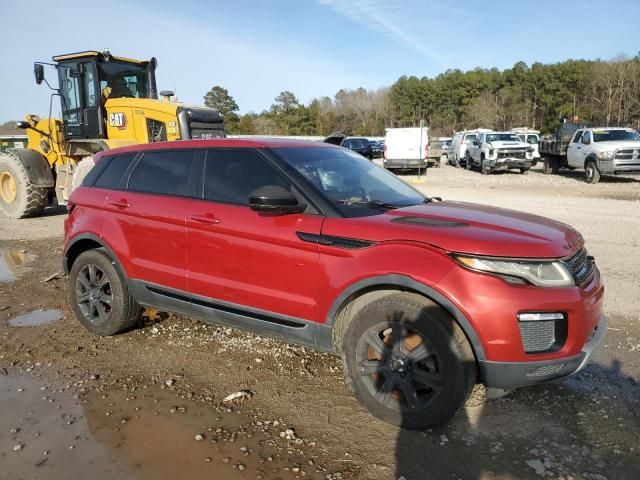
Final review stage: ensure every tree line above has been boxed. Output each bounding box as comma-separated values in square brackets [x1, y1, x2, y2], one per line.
[205, 54, 640, 138]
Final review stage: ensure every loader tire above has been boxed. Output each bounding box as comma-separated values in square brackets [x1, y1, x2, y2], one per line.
[71, 156, 95, 192]
[0, 151, 48, 218]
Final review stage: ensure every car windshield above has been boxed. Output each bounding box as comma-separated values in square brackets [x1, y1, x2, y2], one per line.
[486, 133, 520, 142]
[592, 129, 640, 142]
[272, 147, 426, 217]
[98, 60, 150, 99]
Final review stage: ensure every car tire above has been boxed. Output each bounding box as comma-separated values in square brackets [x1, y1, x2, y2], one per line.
[0, 151, 49, 218]
[520, 167, 530, 175]
[542, 158, 553, 174]
[341, 292, 477, 429]
[585, 160, 601, 184]
[465, 153, 472, 170]
[481, 158, 490, 175]
[69, 248, 143, 336]
[454, 155, 461, 168]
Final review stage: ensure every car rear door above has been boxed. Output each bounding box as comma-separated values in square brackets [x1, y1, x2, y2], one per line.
[101, 148, 196, 293]
[186, 148, 323, 321]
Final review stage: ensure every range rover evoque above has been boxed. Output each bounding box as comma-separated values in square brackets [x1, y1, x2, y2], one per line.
[63, 138, 606, 428]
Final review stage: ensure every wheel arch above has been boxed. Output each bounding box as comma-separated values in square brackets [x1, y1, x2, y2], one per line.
[327, 274, 486, 362]
[64, 233, 123, 275]
[584, 154, 598, 169]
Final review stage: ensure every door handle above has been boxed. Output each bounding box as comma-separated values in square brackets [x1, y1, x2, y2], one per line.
[110, 199, 130, 209]
[191, 214, 220, 225]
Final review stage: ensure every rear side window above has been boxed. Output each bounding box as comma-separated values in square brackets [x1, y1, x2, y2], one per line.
[204, 149, 290, 205]
[94, 153, 137, 189]
[127, 150, 194, 196]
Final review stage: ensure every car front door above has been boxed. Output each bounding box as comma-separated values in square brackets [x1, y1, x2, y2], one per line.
[567, 130, 584, 167]
[102, 149, 196, 293]
[186, 148, 324, 321]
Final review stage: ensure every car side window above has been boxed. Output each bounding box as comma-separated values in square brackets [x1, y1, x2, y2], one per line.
[204, 149, 291, 205]
[572, 131, 583, 143]
[94, 153, 138, 189]
[127, 150, 194, 197]
[581, 131, 591, 144]
[343, 139, 352, 148]
[478, 134, 484, 143]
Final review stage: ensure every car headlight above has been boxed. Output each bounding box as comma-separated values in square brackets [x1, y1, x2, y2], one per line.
[454, 255, 575, 287]
[599, 150, 615, 160]
[488, 148, 495, 157]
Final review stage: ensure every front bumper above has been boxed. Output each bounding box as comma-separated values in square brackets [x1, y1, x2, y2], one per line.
[484, 157, 533, 171]
[479, 313, 607, 390]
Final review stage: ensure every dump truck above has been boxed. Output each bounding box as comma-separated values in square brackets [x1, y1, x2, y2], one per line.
[0, 50, 225, 218]
[539, 123, 640, 183]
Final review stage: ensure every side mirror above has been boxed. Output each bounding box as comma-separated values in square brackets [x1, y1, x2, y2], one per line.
[16, 121, 30, 129]
[249, 185, 306, 214]
[34, 63, 44, 85]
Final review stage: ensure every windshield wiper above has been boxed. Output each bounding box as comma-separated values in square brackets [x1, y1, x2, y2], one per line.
[423, 196, 442, 204]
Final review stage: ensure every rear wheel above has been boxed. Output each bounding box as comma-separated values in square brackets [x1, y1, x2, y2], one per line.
[0, 151, 48, 218]
[69, 249, 142, 336]
[465, 152, 472, 170]
[585, 160, 601, 184]
[520, 167, 530, 175]
[341, 293, 477, 429]
[542, 158, 553, 174]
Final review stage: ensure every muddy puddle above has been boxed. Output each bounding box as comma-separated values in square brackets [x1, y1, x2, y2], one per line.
[8, 309, 63, 327]
[1, 372, 327, 479]
[0, 248, 34, 283]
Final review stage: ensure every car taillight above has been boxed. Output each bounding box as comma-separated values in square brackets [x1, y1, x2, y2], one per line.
[383, 144, 387, 158]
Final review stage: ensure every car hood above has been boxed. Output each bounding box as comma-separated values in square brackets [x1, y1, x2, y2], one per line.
[322, 201, 583, 258]
[593, 140, 640, 150]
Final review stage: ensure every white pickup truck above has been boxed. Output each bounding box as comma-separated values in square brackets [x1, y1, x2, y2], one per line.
[540, 126, 640, 183]
[466, 131, 534, 174]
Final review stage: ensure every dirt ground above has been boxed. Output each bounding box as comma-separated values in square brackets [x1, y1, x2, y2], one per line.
[1, 164, 639, 480]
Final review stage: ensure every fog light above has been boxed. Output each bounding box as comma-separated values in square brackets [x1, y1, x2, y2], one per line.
[518, 312, 564, 321]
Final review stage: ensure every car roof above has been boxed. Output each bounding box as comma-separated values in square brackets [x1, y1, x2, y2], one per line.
[96, 138, 336, 159]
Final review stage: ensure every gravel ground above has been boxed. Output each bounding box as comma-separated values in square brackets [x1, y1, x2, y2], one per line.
[1, 163, 639, 480]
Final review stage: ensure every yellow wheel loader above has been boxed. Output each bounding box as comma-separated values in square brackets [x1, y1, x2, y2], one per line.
[0, 50, 225, 218]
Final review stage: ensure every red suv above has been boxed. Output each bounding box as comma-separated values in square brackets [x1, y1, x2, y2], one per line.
[63, 139, 606, 428]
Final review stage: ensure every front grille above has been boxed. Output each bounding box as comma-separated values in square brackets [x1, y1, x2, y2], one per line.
[519, 321, 556, 353]
[497, 149, 527, 159]
[614, 148, 640, 167]
[526, 364, 565, 377]
[565, 248, 595, 286]
[190, 121, 225, 140]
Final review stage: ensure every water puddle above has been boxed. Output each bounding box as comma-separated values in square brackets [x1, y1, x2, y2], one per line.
[1, 372, 327, 479]
[8, 309, 63, 327]
[0, 248, 34, 282]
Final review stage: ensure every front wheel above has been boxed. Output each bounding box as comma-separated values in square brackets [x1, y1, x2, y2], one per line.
[465, 153, 472, 170]
[520, 167, 530, 175]
[585, 160, 601, 184]
[69, 249, 142, 336]
[481, 158, 490, 175]
[71, 156, 95, 191]
[341, 293, 477, 429]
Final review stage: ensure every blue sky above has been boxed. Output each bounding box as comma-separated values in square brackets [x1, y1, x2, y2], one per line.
[1, 0, 638, 122]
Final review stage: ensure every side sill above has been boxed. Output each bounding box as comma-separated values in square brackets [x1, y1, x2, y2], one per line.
[128, 280, 335, 353]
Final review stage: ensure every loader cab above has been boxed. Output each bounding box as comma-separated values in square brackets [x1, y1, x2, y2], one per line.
[47, 51, 158, 140]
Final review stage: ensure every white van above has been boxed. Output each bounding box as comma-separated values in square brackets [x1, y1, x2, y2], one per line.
[383, 127, 429, 173]
[511, 127, 541, 163]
